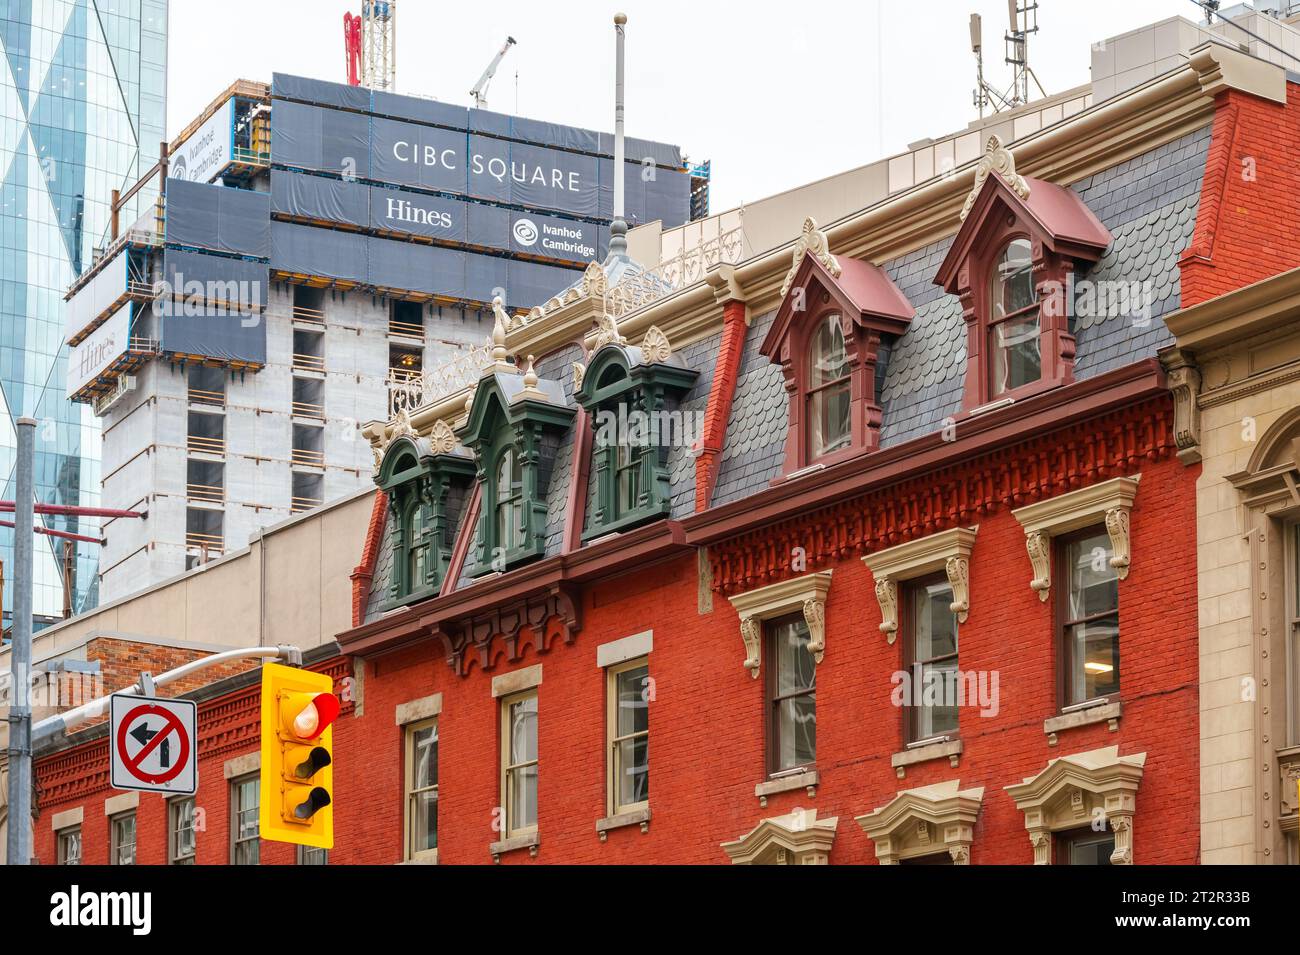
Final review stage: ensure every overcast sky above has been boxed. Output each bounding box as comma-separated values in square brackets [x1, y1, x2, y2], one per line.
[167, 0, 1195, 212]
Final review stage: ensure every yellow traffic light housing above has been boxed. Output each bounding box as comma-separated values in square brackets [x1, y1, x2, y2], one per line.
[260, 663, 338, 849]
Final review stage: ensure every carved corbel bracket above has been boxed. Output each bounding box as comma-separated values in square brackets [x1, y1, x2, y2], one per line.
[740, 616, 761, 679]
[945, 556, 970, 623]
[1105, 507, 1131, 580]
[1026, 531, 1052, 603]
[875, 576, 899, 644]
[802, 597, 826, 665]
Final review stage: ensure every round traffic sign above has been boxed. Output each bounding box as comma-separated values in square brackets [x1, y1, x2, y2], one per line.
[114, 703, 192, 786]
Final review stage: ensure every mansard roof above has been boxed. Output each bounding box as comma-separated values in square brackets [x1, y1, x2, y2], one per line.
[355, 123, 1211, 633]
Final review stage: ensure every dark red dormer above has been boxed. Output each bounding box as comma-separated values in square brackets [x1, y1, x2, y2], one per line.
[935, 140, 1112, 412]
[762, 222, 914, 475]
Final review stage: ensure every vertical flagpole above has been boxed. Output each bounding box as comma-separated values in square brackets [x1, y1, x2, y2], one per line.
[609, 12, 628, 256]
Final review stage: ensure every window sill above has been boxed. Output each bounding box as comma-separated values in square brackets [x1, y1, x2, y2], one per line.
[755, 768, 819, 807]
[468, 543, 544, 578]
[959, 377, 1063, 420]
[382, 584, 438, 613]
[596, 805, 651, 841]
[1044, 700, 1122, 746]
[489, 830, 539, 863]
[581, 508, 667, 542]
[398, 848, 438, 865]
[891, 738, 962, 779]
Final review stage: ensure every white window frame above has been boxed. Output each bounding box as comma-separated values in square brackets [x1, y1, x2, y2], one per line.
[606, 657, 650, 818]
[109, 810, 136, 866]
[169, 796, 196, 865]
[404, 717, 440, 863]
[500, 689, 539, 840]
[229, 773, 260, 866]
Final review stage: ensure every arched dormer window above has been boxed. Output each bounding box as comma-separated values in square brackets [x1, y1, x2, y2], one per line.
[936, 137, 1111, 413]
[456, 363, 576, 575]
[988, 237, 1040, 397]
[763, 218, 914, 476]
[376, 427, 476, 608]
[575, 327, 698, 539]
[807, 312, 852, 459]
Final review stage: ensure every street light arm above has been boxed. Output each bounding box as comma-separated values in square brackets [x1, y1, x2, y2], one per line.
[30, 645, 303, 744]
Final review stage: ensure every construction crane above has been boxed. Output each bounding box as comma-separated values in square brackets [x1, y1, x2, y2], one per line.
[470, 36, 516, 109]
[343, 1, 396, 91]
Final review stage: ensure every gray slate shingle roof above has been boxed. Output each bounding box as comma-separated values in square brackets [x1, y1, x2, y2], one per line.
[364, 124, 1211, 617]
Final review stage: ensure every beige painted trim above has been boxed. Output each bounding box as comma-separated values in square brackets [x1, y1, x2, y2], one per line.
[856, 779, 984, 864]
[491, 664, 543, 699]
[1166, 265, 1300, 354]
[395, 692, 442, 726]
[721, 808, 838, 865]
[595, 805, 651, 841]
[399, 848, 438, 865]
[104, 791, 139, 817]
[489, 829, 540, 863]
[726, 571, 833, 678]
[1011, 475, 1140, 602]
[223, 751, 259, 780]
[891, 738, 963, 779]
[1005, 745, 1146, 864]
[596, 630, 653, 669]
[862, 526, 979, 643]
[498, 688, 539, 842]
[755, 769, 819, 807]
[1044, 700, 1122, 746]
[51, 807, 83, 831]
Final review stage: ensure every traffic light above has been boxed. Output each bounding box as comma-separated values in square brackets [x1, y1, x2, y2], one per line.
[260, 662, 339, 849]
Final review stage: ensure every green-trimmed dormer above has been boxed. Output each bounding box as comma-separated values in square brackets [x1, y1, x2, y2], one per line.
[457, 358, 576, 576]
[376, 419, 477, 609]
[575, 325, 698, 540]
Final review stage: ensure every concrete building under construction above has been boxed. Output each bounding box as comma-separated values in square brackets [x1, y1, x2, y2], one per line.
[62, 75, 704, 602]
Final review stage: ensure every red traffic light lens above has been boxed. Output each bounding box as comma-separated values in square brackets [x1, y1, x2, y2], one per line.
[289, 692, 340, 740]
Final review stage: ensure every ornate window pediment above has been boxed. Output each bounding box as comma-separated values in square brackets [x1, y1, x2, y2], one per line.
[456, 362, 575, 576]
[1011, 475, 1139, 603]
[721, 808, 838, 865]
[861, 525, 979, 644]
[855, 779, 984, 864]
[762, 217, 913, 475]
[1004, 745, 1146, 864]
[376, 426, 476, 608]
[726, 571, 833, 679]
[935, 136, 1111, 413]
[574, 327, 698, 540]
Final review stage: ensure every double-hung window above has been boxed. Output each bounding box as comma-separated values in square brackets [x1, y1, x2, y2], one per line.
[110, 811, 137, 865]
[767, 614, 817, 774]
[405, 719, 439, 861]
[501, 692, 538, 837]
[904, 575, 960, 742]
[230, 774, 259, 865]
[1059, 528, 1120, 706]
[987, 238, 1041, 396]
[57, 827, 81, 865]
[608, 660, 649, 814]
[169, 796, 196, 865]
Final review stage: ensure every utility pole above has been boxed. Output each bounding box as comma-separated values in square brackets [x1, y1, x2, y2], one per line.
[6, 417, 35, 865]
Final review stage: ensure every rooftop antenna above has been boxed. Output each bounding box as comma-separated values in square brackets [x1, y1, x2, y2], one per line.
[1004, 0, 1046, 107]
[609, 13, 628, 258]
[970, 11, 1017, 117]
[470, 36, 517, 109]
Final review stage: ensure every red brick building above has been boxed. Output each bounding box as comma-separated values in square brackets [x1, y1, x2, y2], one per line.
[23, 38, 1300, 867]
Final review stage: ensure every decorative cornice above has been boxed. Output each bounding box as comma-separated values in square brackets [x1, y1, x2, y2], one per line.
[697, 372, 1170, 596]
[1005, 746, 1146, 865]
[726, 571, 833, 678]
[861, 526, 979, 643]
[779, 217, 841, 298]
[640, 325, 673, 364]
[1011, 475, 1141, 602]
[960, 135, 1030, 221]
[428, 419, 458, 455]
[721, 808, 838, 865]
[855, 779, 984, 865]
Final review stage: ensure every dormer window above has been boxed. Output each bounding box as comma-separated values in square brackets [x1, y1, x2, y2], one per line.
[575, 326, 698, 539]
[764, 217, 914, 476]
[457, 360, 575, 575]
[807, 313, 852, 460]
[988, 238, 1040, 397]
[936, 136, 1111, 413]
[375, 424, 476, 608]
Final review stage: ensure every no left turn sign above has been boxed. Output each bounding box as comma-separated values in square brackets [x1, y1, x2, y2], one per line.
[109, 694, 198, 795]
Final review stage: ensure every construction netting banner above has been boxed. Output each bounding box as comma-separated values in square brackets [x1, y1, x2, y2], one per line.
[269, 74, 690, 227]
[159, 248, 269, 366]
[271, 170, 605, 260]
[269, 221, 580, 307]
[165, 179, 271, 258]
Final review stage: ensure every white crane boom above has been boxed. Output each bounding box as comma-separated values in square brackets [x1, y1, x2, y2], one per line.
[470, 36, 517, 109]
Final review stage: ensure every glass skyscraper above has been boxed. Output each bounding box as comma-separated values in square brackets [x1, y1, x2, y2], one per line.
[0, 0, 166, 624]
